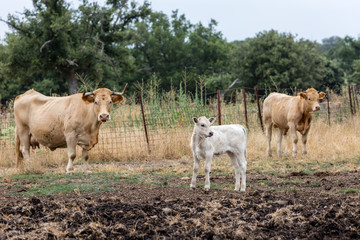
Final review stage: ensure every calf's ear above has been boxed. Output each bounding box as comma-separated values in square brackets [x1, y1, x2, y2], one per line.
[82, 92, 95, 103]
[193, 117, 198, 123]
[319, 92, 325, 99]
[299, 92, 307, 100]
[209, 117, 216, 125]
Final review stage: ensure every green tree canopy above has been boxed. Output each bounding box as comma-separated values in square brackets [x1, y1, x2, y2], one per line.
[229, 30, 343, 91]
[131, 11, 230, 92]
[1, 0, 150, 96]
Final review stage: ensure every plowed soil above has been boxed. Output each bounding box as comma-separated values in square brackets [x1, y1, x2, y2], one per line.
[0, 171, 359, 239]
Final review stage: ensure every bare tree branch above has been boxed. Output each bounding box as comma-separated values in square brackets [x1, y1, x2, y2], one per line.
[40, 40, 52, 52]
[0, 18, 31, 36]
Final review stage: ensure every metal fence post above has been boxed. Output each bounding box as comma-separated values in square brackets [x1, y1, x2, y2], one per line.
[255, 88, 264, 132]
[326, 90, 331, 126]
[139, 91, 151, 154]
[217, 89, 222, 125]
[242, 87, 249, 131]
[348, 84, 354, 116]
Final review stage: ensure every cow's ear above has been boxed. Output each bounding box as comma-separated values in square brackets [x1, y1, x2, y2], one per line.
[82, 92, 95, 103]
[319, 92, 325, 99]
[111, 94, 124, 104]
[193, 117, 198, 123]
[209, 117, 216, 125]
[299, 92, 307, 100]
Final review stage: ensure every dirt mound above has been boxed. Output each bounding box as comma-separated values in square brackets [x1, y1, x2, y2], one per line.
[0, 181, 359, 239]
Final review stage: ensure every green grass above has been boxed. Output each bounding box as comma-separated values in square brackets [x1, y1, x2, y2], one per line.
[257, 180, 273, 186]
[336, 189, 359, 194]
[281, 180, 305, 185]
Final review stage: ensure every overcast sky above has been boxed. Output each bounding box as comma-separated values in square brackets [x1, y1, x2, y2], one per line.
[1, 0, 360, 43]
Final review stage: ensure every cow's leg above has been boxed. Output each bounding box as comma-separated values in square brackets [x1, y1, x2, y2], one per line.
[289, 123, 298, 157]
[265, 123, 273, 157]
[228, 152, 241, 191]
[277, 129, 283, 157]
[17, 131, 31, 170]
[82, 149, 91, 173]
[204, 155, 213, 192]
[301, 127, 311, 156]
[190, 153, 200, 190]
[66, 137, 77, 173]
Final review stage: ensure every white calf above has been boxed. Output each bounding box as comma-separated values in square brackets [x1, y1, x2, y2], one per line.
[190, 116, 247, 192]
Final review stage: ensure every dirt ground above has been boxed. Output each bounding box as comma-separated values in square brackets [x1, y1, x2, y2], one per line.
[0, 170, 359, 239]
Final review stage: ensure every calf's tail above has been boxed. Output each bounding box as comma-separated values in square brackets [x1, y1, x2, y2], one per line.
[15, 133, 23, 168]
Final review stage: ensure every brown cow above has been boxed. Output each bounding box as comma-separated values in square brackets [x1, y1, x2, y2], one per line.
[14, 84, 127, 172]
[263, 88, 325, 157]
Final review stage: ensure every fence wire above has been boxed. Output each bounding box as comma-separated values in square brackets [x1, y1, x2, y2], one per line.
[0, 86, 357, 166]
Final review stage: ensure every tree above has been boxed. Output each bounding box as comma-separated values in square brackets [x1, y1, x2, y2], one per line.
[1, 0, 150, 94]
[131, 11, 230, 92]
[326, 36, 360, 84]
[229, 30, 343, 91]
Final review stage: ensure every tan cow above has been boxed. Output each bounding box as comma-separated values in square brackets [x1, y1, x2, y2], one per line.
[263, 88, 325, 157]
[14, 84, 127, 172]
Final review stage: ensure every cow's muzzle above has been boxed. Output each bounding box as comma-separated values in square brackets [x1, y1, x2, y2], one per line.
[313, 105, 320, 112]
[99, 113, 110, 122]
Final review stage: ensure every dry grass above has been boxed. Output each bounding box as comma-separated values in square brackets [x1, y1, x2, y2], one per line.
[1, 102, 359, 176]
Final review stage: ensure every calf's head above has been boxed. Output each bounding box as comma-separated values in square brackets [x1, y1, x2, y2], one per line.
[82, 83, 127, 122]
[192, 116, 216, 138]
[299, 88, 325, 112]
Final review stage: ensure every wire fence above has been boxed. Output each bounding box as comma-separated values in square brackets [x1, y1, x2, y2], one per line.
[0, 85, 358, 167]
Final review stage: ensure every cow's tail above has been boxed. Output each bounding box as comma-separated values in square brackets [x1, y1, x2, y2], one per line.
[15, 133, 23, 168]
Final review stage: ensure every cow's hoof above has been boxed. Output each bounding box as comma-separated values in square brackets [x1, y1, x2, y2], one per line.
[204, 188, 210, 193]
[190, 186, 195, 191]
[240, 188, 246, 192]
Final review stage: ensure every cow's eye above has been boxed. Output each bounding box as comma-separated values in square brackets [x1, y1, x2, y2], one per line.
[109, 101, 112, 104]
[308, 98, 312, 101]
[201, 124, 205, 127]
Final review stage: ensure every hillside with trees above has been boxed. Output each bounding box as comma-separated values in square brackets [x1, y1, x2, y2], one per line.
[0, 0, 358, 103]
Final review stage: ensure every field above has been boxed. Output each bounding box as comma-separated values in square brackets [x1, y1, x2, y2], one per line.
[0, 89, 360, 239]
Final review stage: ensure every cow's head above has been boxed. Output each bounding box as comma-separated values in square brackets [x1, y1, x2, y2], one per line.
[192, 116, 216, 138]
[82, 83, 127, 122]
[299, 88, 325, 112]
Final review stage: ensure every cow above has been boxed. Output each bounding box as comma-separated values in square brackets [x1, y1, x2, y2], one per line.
[190, 116, 247, 192]
[14, 84, 127, 173]
[263, 88, 325, 157]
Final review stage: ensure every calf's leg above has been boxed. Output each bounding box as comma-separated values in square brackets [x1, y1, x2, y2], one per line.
[204, 155, 213, 191]
[228, 152, 241, 191]
[190, 153, 200, 190]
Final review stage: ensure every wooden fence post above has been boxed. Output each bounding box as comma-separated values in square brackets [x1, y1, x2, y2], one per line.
[255, 87, 264, 132]
[217, 89, 222, 125]
[242, 87, 249, 131]
[230, 90, 236, 106]
[139, 91, 151, 154]
[326, 90, 331, 126]
[353, 85, 359, 113]
[348, 84, 354, 116]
